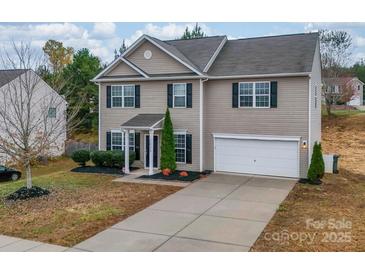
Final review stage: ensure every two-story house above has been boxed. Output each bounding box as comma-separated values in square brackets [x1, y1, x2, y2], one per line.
[92, 32, 321, 179]
[323, 77, 364, 106]
[0, 69, 67, 164]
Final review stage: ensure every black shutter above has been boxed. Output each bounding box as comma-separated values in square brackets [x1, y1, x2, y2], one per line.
[106, 86, 111, 108]
[106, 131, 111, 150]
[270, 81, 278, 108]
[232, 83, 238, 108]
[135, 85, 140, 108]
[135, 132, 140, 160]
[187, 83, 192, 108]
[167, 84, 173, 108]
[186, 134, 192, 164]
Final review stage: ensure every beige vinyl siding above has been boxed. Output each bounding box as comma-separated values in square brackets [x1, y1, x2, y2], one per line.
[203, 77, 309, 178]
[126, 41, 193, 75]
[310, 40, 322, 156]
[99, 80, 200, 171]
[106, 61, 141, 77]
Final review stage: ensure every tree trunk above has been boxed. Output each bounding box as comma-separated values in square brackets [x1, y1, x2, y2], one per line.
[326, 102, 332, 117]
[25, 162, 32, 189]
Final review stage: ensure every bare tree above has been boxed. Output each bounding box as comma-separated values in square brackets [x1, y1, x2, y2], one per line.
[320, 29, 352, 116]
[0, 42, 79, 189]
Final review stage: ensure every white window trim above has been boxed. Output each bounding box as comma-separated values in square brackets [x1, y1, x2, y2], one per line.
[238, 81, 271, 109]
[110, 129, 135, 151]
[111, 85, 135, 108]
[172, 83, 187, 108]
[174, 132, 186, 164]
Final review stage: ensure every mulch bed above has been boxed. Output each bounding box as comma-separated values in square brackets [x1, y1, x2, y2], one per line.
[71, 166, 139, 176]
[6, 186, 50, 201]
[139, 170, 202, 182]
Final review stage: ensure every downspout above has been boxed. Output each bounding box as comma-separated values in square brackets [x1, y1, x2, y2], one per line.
[199, 78, 209, 172]
[308, 76, 312, 175]
[98, 83, 101, 150]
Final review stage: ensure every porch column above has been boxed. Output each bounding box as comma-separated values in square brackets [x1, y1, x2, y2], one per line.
[124, 129, 130, 174]
[149, 129, 154, 175]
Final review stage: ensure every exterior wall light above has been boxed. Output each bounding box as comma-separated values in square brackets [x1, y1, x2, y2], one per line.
[302, 140, 308, 149]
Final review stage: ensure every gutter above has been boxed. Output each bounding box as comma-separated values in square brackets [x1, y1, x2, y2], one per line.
[199, 78, 209, 172]
[92, 72, 311, 83]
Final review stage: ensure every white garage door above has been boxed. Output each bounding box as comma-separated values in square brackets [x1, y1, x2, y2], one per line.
[214, 137, 299, 178]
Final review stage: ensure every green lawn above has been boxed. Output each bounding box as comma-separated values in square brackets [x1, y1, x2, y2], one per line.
[321, 108, 365, 117]
[0, 157, 181, 246]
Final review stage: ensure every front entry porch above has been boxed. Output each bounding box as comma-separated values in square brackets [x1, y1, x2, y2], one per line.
[121, 114, 165, 175]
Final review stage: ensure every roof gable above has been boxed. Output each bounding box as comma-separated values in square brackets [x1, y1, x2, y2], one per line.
[125, 40, 196, 75]
[0, 69, 28, 88]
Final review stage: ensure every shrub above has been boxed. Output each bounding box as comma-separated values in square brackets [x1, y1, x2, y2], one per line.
[71, 150, 90, 166]
[307, 142, 325, 182]
[91, 150, 135, 167]
[90, 150, 107, 166]
[160, 109, 176, 171]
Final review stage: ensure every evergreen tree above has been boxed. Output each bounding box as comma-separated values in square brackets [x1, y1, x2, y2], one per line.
[307, 142, 325, 182]
[114, 39, 128, 59]
[181, 23, 205, 40]
[160, 109, 176, 171]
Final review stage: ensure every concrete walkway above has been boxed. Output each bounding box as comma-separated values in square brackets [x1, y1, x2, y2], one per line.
[0, 235, 68, 252]
[74, 173, 296, 252]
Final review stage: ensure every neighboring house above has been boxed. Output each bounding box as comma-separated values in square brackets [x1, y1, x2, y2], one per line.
[323, 77, 364, 106]
[0, 69, 67, 164]
[92, 33, 321, 179]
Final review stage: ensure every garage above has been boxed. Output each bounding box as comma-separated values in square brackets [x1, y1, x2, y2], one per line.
[214, 134, 300, 178]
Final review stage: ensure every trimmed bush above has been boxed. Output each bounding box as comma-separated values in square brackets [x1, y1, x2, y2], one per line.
[160, 108, 176, 171]
[90, 150, 106, 166]
[307, 142, 325, 182]
[91, 150, 135, 168]
[71, 150, 90, 166]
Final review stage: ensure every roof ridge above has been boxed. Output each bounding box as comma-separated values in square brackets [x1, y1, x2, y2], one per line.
[233, 32, 319, 42]
[163, 35, 226, 42]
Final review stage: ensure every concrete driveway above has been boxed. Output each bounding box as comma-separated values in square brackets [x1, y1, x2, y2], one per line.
[74, 174, 296, 252]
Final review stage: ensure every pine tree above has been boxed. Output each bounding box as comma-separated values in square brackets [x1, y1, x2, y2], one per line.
[160, 109, 176, 171]
[119, 39, 127, 55]
[307, 142, 325, 182]
[181, 23, 205, 40]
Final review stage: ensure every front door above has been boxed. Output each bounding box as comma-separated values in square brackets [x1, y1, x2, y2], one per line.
[145, 135, 158, 168]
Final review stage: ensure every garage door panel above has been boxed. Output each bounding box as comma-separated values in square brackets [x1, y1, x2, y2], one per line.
[215, 137, 299, 178]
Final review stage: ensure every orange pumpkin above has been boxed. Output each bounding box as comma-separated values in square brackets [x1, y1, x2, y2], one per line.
[179, 171, 188, 177]
[162, 168, 171, 176]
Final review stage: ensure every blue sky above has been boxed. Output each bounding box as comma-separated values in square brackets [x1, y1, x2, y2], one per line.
[0, 22, 364, 64]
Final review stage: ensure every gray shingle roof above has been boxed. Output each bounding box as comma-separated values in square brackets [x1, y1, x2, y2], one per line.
[207, 33, 318, 76]
[166, 36, 226, 71]
[0, 69, 28, 88]
[121, 114, 165, 128]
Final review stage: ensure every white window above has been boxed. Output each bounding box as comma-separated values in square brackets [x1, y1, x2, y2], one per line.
[173, 83, 187, 108]
[111, 130, 135, 151]
[48, 107, 57, 118]
[111, 85, 135, 108]
[239, 82, 270, 108]
[174, 133, 186, 163]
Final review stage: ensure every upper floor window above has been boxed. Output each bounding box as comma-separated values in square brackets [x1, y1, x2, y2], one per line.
[48, 107, 57, 118]
[173, 83, 187, 108]
[239, 82, 270, 108]
[111, 85, 135, 108]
